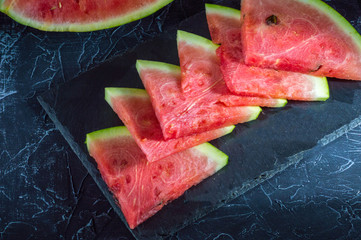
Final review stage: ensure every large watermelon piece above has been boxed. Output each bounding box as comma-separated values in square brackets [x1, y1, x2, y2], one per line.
[104, 87, 234, 162]
[205, 4, 329, 101]
[0, 0, 173, 31]
[177, 30, 287, 107]
[86, 126, 228, 229]
[136, 60, 262, 139]
[241, 0, 361, 80]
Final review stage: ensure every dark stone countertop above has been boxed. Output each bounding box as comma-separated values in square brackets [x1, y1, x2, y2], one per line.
[1, 0, 361, 239]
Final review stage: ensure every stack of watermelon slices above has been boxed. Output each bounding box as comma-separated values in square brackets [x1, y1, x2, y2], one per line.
[205, 3, 330, 101]
[86, 0, 361, 231]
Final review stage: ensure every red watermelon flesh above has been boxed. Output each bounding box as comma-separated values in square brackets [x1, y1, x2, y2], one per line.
[86, 126, 228, 229]
[104, 88, 234, 162]
[136, 60, 262, 140]
[217, 29, 329, 100]
[241, 0, 361, 80]
[0, 0, 173, 31]
[218, 94, 287, 107]
[205, 3, 242, 45]
[177, 30, 287, 107]
[206, 4, 329, 101]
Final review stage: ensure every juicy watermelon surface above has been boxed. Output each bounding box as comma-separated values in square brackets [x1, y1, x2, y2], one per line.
[105, 88, 234, 162]
[206, 4, 329, 101]
[217, 32, 329, 101]
[241, 0, 361, 80]
[86, 126, 227, 229]
[0, 0, 173, 31]
[205, 3, 242, 45]
[177, 30, 287, 107]
[136, 60, 262, 139]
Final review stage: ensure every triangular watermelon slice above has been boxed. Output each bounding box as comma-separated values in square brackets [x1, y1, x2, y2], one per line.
[136, 60, 262, 139]
[177, 30, 288, 107]
[0, 0, 173, 31]
[104, 87, 235, 162]
[241, 0, 361, 80]
[205, 3, 242, 45]
[86, 126, 228, 229]
[205, 4, 329, 101]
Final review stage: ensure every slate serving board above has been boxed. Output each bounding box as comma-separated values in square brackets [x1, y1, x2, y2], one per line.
[37, 2, 361, 239]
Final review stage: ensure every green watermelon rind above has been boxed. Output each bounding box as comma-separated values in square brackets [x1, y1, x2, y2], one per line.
[297, 0, 361, 50]
[247, 106, 262, 121]
[0, 0, 174, 32]
[192, 143, 228, 172]
[177, 30, 219, 53]
[0, 0, 5, 11]
[273, 99, 288, 107]
[85, 126, 131, 151]
[86, 126, 229, 171]
[136, 59, 181, 75]
[105, 87, 148, 108]
[205, 3, 240, 20]
[309, 76, 330, 101]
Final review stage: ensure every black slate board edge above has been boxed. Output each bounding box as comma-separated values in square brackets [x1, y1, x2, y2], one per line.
[37, 93, 361, 239]
[36, 96, 139, 238]
[318, 116, 361, 146]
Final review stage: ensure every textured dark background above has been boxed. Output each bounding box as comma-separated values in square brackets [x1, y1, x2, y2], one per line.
[1, 0, 361, 239]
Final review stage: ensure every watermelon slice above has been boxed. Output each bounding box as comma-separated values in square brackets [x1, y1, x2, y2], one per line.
[0, 0, 173, 31]
[205, 3, 242, 45]
[136, 60, 262, 139]
[205, 4, 329, 101]
[86, 126, 228, 229]
[177, 30, 287, 107]
[241, 0, 361, 80]
[104, 87, 235, 162]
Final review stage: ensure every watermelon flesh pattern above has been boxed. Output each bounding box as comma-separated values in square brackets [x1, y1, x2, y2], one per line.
[177, 31, 287, 107]
[137, 61, 261, 139]
[241, 0, 361, 80]
[3, 0, 160, 22]
[105, 88, 234, 162]
[1, 0, 173, 31]
[205, 4, 242, 45]
[206, 4, 329, 101]
[87, 127, 223, 229]
[217, 30, 328, 100]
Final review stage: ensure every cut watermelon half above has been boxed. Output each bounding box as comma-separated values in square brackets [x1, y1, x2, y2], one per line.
[177, 30, 288, 107]
[86, 126, 228, 229]
[104, 87, 235, 162]
[205, 4, 329, 101]
[241, 0, 361, 80]
[136, 60, 262, 139]
[0, 0, 173, 31]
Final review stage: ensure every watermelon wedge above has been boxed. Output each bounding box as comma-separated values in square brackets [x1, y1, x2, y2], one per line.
[0, 0, 173, 31]
[205, 3, 242, 45]
[177, 30, 288, 107]
[205, 4, 329, 101]
[104, 87, 235, 162]
[241, 0, 361, 80]
[136, 60, 262, 139]
[86, 126, 228, 229]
